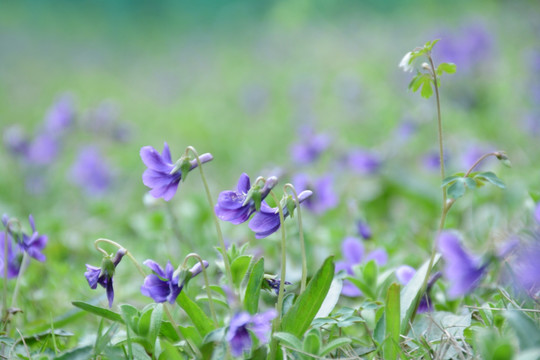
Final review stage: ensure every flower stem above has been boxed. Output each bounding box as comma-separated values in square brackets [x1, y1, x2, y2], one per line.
[10, 252, 29, 312]
[268, 190, 287, 360]
[165, 202, 193, 252]
[284, 184, 307, 293]
[2, 227, 8, 327]
[185, 146, 234, 289]
[182, 253, 218, 327]
[94, 238, 146, 278]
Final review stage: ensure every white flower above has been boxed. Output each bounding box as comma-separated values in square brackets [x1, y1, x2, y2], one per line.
[399, 52, 414, 72]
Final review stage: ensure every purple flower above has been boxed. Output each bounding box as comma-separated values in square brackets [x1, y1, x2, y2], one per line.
[85, 249, 126, 308]
[0, 233, 22, 279]
[248, 190, 312, 239]
[140, 143, 213, 201]
[43, 94, 75, 134]
[20, 215, 47, 262]
[3, 125, 29, 156]
[215, 174, 277, 225]
[264, 277, 291, 295]
[226, 310, 277, 357]
[26, 132, 59, 165]
[460, 144, 493, 171]
[69, 146, 113, 195]
[346, 149, 381, 175]
[335, 237, 388, 297]
[422, 152, 444, 172]
[290, 127, 330, 165]
[357, 220, 372, 240]
[534, 203, 540, 224]
[438, 231, 487, 298]
[512, 243, 540, 297]
[140, 259, 208, 304]
[292, 173, 338, 214]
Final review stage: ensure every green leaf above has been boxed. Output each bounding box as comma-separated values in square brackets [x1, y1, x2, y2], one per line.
[384, 283, 400, 360]
[231, 255, 252, 289]
[120, 304, 140, 332]
[474, 171, 506, 189]
[447, 179, 466, 199]
[441, 175, 461, 187]
[55, 345, 94, 360]
[320, 337, 352, 356]
[148, 303, 163, 351]
[272, 332, 303, 350]
[400, 254, 441, 334]
[176, 291, 215, 337]
[464, 177, 477, 189]
[363, 260, 378, 287]
[424, 39, 440, 51]
[158, 341, 184, 360]
[420, 79, 433, 98]
[281, 256, 335, 338]
[72, 301, 124, 324]
[436, 62, 456, 75]
[244, 257, 264, 314]
[314, 278, 342, 318]
[137, 307, 152, 336]
[303, 328, 321, 355]
[505, 310, 540, 350]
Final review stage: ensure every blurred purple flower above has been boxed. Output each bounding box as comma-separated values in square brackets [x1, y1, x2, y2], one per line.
[534, 203, 540, 224]
[292, 173, 338, 214]
[248, 190, 312, 239]
[290, 127, 330, 165]
[433, 23, 493, 72]
[215, 173, 277, 225]
[85, 248, 126, 308]
[335, 237, 388, 297]
[264, 277, 291, 295]
[69, 147, 113, 195]
[438, 231, 487, 298]
[26, 133, 59, 165]
[422, 152, 443, 172]
[20, 215, 47, 262]
[43, 94, 75, 134]
[396, 265, 416, 284]
[226, 310, 277, 357]
[0, 233, 22, 279]
[3, 125, 29, 156]
[357, 220, 372, 240]
[394, 120, 417, 141]
[460, 144, 494, 171]
[346, 149, 381, 175]
[140, 142, 213, 201]
[141, 259, 208, 304]
[512, 243, 540, 296]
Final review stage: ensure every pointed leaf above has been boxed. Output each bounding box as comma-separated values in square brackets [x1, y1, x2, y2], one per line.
[384, 283, 401, 360]
[72, 301, 124, 324]
[281, 256, 335, 338]
[436, 62, 456, 75]
[505, 310, 540, 350]
[474, 171, 505, 189]
[320, 338, 352, 356]
[176, 291, 215, 337]
[244, 257, 264, 314]
[272, 332, 303, 351]
[315, 278, 342, 319]
[447, 179, 466, 199]
[148, 303, 163, 350]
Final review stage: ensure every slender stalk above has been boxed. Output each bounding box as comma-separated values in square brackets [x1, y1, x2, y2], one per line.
[94, 238, 146, 278]
[165, 202, 193, 251]
[3, 227, 8, 325]
[182, 253, 218, 327]
[185, 146, 234, 288]
[464, 152, 500, 177]
[284, 184, 307, 293]
[164, 304, 199, 358]
[10, 253, 29, 311]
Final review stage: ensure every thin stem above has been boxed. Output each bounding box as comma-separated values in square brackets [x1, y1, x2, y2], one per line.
[94, 238, 146, 278]
[182, 253, 218, 327]
[10, 252, 29, 311]
[464, 152, 500, 177]
[268, 190, 287, 360]
[185, 146, 234, 288]
[284, 184, 307, 293]
[3, 227, 8, 325]
[164, 304, 198, 358]
[165, 202, 192, 251]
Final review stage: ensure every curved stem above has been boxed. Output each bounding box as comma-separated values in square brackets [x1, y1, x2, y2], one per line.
[284, 184, 307, 293]
[185, 146, 234, 288]
[182, 253, 218, 327]
[94, 239, 146, 278]
[464, 152, 500, 177]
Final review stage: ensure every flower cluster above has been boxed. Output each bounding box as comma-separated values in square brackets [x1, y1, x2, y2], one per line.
[226, 310, 277, 357]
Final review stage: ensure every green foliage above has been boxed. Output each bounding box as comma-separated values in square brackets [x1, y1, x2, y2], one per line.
[383, 283, 400, 360]
[243, 257, 265, 314]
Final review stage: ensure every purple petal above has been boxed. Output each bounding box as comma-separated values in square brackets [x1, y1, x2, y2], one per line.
[341, 280, 362, 297]
[85, 265, 101, 289]
[365, 248, 387, 266]
[28, 215, 36, 233]
[396, 265, 416, 285]
[341, 237, 364, 264]
[106, 277, 115, 308]
[141, 274, 171, 303]
[251, 309, 277, 343]
[248, 205, 281, 238]
[237, 173, 251, 193]
[216, 191, 246, 210]
[143, 259, 166, 278]
[140, 146, 173, 172]
[161, 142, 173, 164]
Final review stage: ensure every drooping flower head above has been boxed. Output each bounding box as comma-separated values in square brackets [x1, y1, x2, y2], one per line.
[438, 231, 487, 298]
[140, 143, 213, 201]
[335, 237, 388, 297]
[20, 215, 47, 262]
[248, 190, 312, 239]
[292, 173, 338, 215]
[140, 259, 208, 304]
[226, 310, 277, 357]
[0, 232, 22, 279]
[69, 146, 113, 195]
[85, 248, 127, 308]
[215, 174, 278, 225]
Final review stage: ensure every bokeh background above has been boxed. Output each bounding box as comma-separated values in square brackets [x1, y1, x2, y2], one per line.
[1, 0, 539, 334]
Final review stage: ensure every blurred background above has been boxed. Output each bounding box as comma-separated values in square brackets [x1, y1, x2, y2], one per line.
[1, 0, 539, 330]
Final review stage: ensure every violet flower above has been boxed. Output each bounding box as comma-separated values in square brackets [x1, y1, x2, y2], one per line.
[438, 231, 487, 298]
[85, 248, 127, 308]
[248, 190, 312, 239]
[292, 173, 338, 215]
[20, 215, 47, 262]
[226, 310, 277, 357]
[26, 132, 60, 166]
[534, 202, 540, 224]
[140, 142, 213, 201]
[346, 149, 381, 175]
[140, 259, 208, 304]
[0, 233, 22, 279]
[512, 243, 540, 297]
[290, 127, 330, 165]
[335, 237, 387, 297]
[215, 173, 277, 225]
[357, 220, 372, 240]
[69, 146, 113, 195]
[43, 94, 75, 134]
